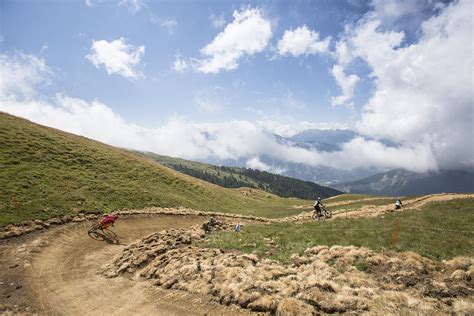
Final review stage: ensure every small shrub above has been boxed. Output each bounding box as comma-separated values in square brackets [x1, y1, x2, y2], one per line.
[354, 257, 368, 271]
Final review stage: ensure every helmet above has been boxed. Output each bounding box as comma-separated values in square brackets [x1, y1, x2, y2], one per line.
[317, 197, 321, 201]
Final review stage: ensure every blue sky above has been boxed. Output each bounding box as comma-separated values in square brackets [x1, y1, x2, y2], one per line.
[1, 0, 472, 173]
[2, 0, 375, 126]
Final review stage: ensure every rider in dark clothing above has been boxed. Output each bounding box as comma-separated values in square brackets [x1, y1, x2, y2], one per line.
[314, 197, 324, 219]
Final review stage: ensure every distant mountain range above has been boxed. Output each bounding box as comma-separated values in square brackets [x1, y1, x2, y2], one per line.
[198, 128, 473, 196]
[137, 151, 342, 199]
[333, 169, 474, 196]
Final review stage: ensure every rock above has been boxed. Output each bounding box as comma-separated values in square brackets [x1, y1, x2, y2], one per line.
[45, 218, 63, 225]
[34, 219, 43, 225]
[240, 254, 259, 264]
[61, 215, 73, 223]
[276, 298, 314, 316]
[117, 262, 131, 273]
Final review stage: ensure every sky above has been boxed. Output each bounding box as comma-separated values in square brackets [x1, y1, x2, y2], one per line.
[1, 0, 473, 174]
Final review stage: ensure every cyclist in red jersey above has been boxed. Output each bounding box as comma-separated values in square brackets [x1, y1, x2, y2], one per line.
[99, 214, 119, 230]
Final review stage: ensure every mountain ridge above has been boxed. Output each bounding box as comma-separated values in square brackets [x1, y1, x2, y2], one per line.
[135, 151, 342, 200]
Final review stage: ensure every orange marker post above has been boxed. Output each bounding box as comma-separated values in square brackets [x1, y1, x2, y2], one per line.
[391, 219, 400, 249]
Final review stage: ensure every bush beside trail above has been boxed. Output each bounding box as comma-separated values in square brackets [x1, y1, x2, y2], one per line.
[103, 219, 474, 315]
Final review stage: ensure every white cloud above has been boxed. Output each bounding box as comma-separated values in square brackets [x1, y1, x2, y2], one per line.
[330, 65, 359, 107]
[118, 0, 144, 14]
[246, 157, 285, 174]
[371, 0, 418, 21]
[0, 51, 428, 173]
[86, 38, 145, 79]
[173, 55, 188, 72]
[2, 14, 472, 177]
[0, 53, 52, 99]
[196, 8, 272, 74]
[210, 13, 226, 29]
[246, 107, 350, 137]
[342, 0, 474, 171]
[277, 25, 330, 57]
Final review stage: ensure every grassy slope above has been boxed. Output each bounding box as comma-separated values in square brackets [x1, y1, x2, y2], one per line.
[0, 113, 311, 226]
[136, 151, 341, 199]
[204, 198, 474, 261]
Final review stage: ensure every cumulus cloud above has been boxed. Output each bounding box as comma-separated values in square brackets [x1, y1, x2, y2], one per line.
[337, 0, 474, 171]
[330, 65, 359, 107]
[2, 0, 473, 180]
[277, 25, 330, 57]
[86, 38, 145, 79]
[196, 8, 272, 74]
[0, 51, 428, 173]
[173, 55, 188, 72]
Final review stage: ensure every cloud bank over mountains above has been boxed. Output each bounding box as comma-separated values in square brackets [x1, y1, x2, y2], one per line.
[1, 0, 472, 174]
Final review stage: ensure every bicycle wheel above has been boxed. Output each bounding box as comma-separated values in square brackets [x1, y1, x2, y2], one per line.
[325, 210, 332, 219]
[103, 229, 119, 244]
[88, 230, 105, 241]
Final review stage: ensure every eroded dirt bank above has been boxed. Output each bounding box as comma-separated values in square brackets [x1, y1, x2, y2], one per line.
[0, 215, 253, 315]
[103, 221, 474, 315]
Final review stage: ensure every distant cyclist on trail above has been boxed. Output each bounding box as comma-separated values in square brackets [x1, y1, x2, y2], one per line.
[313, 197, 324, 220]
[395, 198, 403, 210]
[99, 214, 119, 230]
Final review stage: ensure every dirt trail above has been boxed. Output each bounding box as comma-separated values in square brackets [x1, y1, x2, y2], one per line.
[1, 193, 473, 314]
[1, 215, 252, 315]
[330, 193, 474, 220]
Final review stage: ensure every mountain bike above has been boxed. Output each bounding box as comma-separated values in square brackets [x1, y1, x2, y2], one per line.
[87, 223, 119, 244]
[312, 207, 332, 220]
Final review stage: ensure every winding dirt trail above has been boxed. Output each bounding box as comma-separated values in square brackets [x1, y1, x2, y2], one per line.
[1, 215, 252, 315]
[1, 193, 473, 314]
[330, 193, 474, 220]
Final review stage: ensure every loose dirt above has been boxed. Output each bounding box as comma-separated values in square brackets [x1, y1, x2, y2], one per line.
[1, 193, 473, 315]
[0, 215, 253, 315]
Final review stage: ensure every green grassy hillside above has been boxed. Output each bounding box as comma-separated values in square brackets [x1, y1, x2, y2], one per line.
[204, 198, 474, 261]
[136, 151, 341, 199]
[0, 113, 312, 226]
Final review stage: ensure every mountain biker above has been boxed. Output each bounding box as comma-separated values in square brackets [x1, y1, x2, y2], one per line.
[202, 216, 216, 234]
[314, 197, 324, 220]
[395, 198, 403, 210]
[99, 214, 119, 230]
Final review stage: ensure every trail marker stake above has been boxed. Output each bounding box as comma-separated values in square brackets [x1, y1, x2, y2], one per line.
[391, 219, 400, 249]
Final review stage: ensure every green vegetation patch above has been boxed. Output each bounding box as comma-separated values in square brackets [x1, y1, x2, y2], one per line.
[0, 113, 310, 227]
[203, 198, 474, 262]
